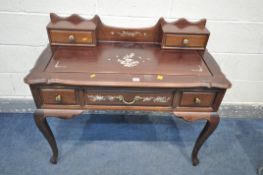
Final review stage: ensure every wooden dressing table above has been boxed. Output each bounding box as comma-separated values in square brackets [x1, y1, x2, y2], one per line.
[24, 13, 231, 166]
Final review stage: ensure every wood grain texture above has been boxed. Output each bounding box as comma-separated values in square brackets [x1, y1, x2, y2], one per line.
[50, 30, 94, 45]
[180, 92, 216, 107]
[164, 34, 208, 49]
[34, 110, 58, 164]
[25, 13, 231, 165]
[41, 88, 77, 105]
[24, 46, 231, 89]
[173, 112, 220, 166]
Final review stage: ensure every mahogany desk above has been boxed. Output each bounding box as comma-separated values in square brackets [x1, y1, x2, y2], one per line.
[24, 13, 231, 166]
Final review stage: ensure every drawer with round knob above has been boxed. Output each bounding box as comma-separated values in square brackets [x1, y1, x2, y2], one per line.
[179, 92, 216, 107]
[40, 89, 77, 105]
[162, 34, 208, 49]
[49, 30, 94, 45]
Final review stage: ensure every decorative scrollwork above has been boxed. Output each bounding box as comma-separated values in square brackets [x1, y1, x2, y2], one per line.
[87, 95, 171, 104]
[117, 31, 142, 37]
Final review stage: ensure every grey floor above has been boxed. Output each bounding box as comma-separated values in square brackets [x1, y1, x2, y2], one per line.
[0, 113, 262, 175]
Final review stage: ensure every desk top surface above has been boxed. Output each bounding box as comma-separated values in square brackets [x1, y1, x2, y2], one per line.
[25, 44, 231, 89]
[45, 44, 211, 76]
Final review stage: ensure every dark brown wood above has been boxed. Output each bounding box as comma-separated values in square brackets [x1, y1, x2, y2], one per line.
[173, 112, 220, 166]
[25, 13, 231, 165]
[85, 90, 172, 106]
[46, 46, 211, 76]
[161, 18, 209, 50]
[163, 34, 208, 49]
[24, 46, 230, 89]
[50, 30, 94, 44]
[33, 109, 84, 164]
[191, 115, 220, 166]
[34, 110, 58, 164]
[180, 92, 216, 107]
[41, 88, 77, 105]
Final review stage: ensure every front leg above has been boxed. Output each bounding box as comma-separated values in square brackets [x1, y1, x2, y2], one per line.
[192, 114, 220, 166]
[33, 109, 83, 164]
[34, 110, 58, 164]
[173, 112, 220, 166]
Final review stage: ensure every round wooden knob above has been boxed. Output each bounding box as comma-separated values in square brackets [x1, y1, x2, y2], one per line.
[68, 35, 75, 42]
[193, 97, 201, 104]
[182, 38, 189, 45]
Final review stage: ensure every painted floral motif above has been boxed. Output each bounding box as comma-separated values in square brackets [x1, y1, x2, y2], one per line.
[117, 31, 141, 37]
[87, 95, 121, 102]
[87, 95, 170, 103]
[117, 53, 139, 68]
[116, 52, 151, 68]
[153, 97, 170, 103]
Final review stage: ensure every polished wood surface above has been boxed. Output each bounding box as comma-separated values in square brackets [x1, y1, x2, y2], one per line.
[50, 30, 93, 44]
[41, 88, 77, 105]
[180, 92, 216, 107]
[25, 13, 231, 166]
[46, 45, 211, 76]
[34, 110, 58, 164]
[25, 46, 230, 89]
[164, 34, 208, 49]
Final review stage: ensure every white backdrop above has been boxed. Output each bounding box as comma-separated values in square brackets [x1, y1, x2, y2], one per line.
[0, 0, 263, 104]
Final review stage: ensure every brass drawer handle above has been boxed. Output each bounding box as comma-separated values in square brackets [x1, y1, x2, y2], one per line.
[117, 95, 143, 105]
[55, 94, 62, 103]
[182, 38, 189, 45]
[193, 97, 201, 104]
[68, 34, 75, 42]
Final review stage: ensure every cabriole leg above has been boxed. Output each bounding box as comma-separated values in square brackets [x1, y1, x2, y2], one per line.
[34, 110, 58, 164]
[192, 115, 220, 166]
[173, 112, 220, 166]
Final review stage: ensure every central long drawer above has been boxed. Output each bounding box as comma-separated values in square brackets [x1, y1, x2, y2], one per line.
[85, 90, 172, 106]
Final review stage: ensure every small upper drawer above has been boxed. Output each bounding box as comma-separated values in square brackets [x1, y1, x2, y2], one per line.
[179, 92, 215, 107]
[41, 89, 77, 105]
[163, 34, 208, 49]
[49, 30, 94, 45]
[86, 91, 173, 106]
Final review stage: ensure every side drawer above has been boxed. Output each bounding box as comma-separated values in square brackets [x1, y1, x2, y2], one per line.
[86, 91, 173, 106]
[179, 92, 215, 107]
[163, 34, 208, 49]
[49, 30, 94, 45]
[40, 89, 77, 105]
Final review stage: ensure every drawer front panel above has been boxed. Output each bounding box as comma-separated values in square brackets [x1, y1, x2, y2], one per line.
[41, 89, 77, 105]
[50, 30, 93, 44]
[164, 34, 208, 48]
[180, 92, 215, 107]
[86, 91, 173, 106]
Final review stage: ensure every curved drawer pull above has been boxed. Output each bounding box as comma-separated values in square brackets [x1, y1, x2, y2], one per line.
[193, 97, 201, 104]
[55, 94, 62, 103]
[117, 95, 143, 105]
